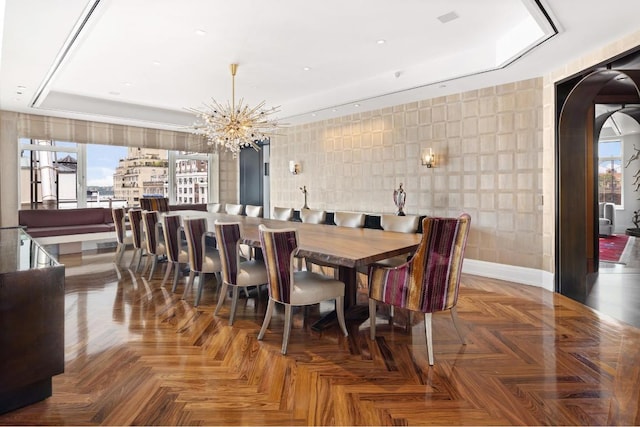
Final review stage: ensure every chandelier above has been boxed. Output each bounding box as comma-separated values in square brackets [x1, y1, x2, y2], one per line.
[188, 63, 282, 157]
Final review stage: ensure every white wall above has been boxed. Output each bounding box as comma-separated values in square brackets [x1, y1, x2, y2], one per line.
[621, 133, 640, 231]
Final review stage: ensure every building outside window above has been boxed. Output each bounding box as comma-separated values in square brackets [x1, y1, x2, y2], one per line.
[598, 140, 623, 206]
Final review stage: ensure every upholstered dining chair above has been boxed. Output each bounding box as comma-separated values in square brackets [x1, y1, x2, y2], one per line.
[127, 209, 146, 271]
[161, 214, 189, 292]
[207, 202, 222, 213]
[241, 205, 263, 259]
[300, 208, 328, 271]
[300, 208, 326, 224]
[183, 218, 222, 306]
[214, 221, 268, 325]
[141, 210, 166, 279]
[376, 214, 421, 267]
[141, 197, 170, 212]
[225, 203, 244, 215]
[258, 225, 348, 354]
[334, 211, 366, 228]
[112, 207, 133, 265]
[368, 214, 471, 365]
[245, 205, 263, 217]
[272, 207, 294, 221]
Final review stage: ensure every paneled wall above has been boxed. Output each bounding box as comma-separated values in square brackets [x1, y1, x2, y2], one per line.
[270, 78, 544, 270]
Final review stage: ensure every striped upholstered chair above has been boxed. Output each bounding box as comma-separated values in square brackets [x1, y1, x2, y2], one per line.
[368, 214, 471, 365]
[183, 218, 222, 306]
[112, 207, 133, 265]
[258, 225, 348, 354]
[214, 221, 268, 325]
[141, 210, 166, 279]
[161, 214, 189, 292]
[127, 209, 145, 271]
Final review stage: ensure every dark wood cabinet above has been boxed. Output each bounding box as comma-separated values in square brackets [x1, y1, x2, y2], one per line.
[0, 228, 65, 414]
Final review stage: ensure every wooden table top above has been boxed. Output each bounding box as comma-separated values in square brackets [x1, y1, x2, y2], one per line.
[171, 210, 422, 269]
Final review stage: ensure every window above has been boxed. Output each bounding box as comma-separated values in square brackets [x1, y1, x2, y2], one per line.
[19, 140, 217, 209]
[598, 140, 623, 206]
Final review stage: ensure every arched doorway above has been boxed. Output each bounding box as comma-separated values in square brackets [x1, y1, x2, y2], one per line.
[557, 69, 640, 301]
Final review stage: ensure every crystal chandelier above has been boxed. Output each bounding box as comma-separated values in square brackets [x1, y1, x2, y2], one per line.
[188, 64, 282, 157]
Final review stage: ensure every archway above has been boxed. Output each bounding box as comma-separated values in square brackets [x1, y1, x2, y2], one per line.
[557, 69, 640, 301]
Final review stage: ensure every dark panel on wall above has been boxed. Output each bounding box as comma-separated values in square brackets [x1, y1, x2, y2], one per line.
[239, 146, 263, 207]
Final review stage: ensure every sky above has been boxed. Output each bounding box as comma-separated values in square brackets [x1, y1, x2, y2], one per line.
[86, 144, 127, 187]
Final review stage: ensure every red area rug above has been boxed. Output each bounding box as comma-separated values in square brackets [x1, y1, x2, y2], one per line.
[599, 234, 629, 263]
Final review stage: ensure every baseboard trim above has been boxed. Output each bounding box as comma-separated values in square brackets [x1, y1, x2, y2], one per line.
[462, 259, 555, 292]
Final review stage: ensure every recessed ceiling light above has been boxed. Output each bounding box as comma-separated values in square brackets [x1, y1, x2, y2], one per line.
[437, 11, 459, 24]
[152, 61, 161, 66]
[303, 67, 311, 71]
[122, 82, 133, 86]
[439, 84, 447, 88]
[332, 108, 337, 112]
[376, 39, 386, 44]
[311, 113, 317, 117]
[354, 104, 360, 107]
[195, 29, 206, 36]
[109, 91, 120, 96]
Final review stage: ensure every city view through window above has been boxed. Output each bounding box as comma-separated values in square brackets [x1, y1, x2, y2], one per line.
[19, 139, 213, 210]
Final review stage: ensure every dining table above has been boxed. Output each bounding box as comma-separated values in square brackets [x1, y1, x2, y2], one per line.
[168, 210, 423, 329]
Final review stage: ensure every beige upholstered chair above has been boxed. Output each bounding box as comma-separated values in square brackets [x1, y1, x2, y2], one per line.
[369, 214, 471, 365]
[376, 214, 421, 267]
[141, 210, 166, 279]
[334, 211, 365, 228]
[207, 203, 222, 213]
[112, 207, 133, 266]
[245, 205, 263, 217]
[272, 207, 294, 221]
[225, 203, 244, 215]
[300, 208, 326, 224]
[214, 221, 268, 325]
[127, 209, 146, 271]
[161, 214, 189, 292]
[183, 218, 222, 306]
[258, 225, 348, 354]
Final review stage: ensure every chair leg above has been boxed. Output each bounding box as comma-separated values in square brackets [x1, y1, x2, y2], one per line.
[369, 299, 377, 341]
[229, 287, 240, 325]
[115, 243, 125, 265]
[161, 261, 173, 287]
[258, 298, 275, 340]
[336, 296, 348, 337]
[424, 312, 434, 366]
[171, 264, 181, 293]
[182, 271, 194, 298]
[281, 304, 293, 355]
[214, 282, 228, 316]
[450, 307, 466, 345]
[136, 249, 145, 272]
[148, 256, 158, 280]
[195, 273, 205, 307]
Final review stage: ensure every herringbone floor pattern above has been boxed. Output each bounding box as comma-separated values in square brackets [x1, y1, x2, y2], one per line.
[1, 250, 639, 425]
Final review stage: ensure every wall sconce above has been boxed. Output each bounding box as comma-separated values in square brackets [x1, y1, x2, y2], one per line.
[289, 160, 301, 175]
[421, 148, 436, 168]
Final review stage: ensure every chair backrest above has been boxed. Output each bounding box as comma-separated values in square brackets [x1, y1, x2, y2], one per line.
[207, 202, 222, 213]
[112, 208, 126, 243]
[162, 214, 183, 263]
[184, 217, 208, 272]
[225, 203, 244, 215]
[214, 221, 242, 285]
[258, 225, 298, 304]
[272, 207, 294, 221]
[381, 214, 420, 233]
[142, 210, 160, 253]
[301, 208, 326, 224]
[128, 209, 143, 249]
[369, 214, 471, 313]
[142, 197, 169, 212]
[245, 205, 263, 217]
[334, 211, 365, 228]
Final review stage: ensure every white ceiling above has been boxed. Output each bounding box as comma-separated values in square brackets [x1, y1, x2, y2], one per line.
[2, 0, 640, 132]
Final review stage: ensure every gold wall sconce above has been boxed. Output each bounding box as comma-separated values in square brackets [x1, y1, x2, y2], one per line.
[289, 160, 301, 175]
[421, 148, 436, 168]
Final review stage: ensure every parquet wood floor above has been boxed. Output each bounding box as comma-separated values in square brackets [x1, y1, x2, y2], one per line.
[1, 249, 639, 426]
